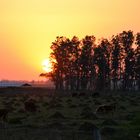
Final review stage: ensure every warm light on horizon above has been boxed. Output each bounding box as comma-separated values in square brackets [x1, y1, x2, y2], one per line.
[42, 59, 52, 73]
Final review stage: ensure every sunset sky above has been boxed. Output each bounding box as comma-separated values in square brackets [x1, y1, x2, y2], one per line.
[0, 0, 140, 81]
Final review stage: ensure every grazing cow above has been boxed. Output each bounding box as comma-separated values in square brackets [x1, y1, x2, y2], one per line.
[79, 92, 86, 96]
[72, 92, 78, 97]
[92, 92, 100, 97]
[24, 99, 38, 112]
[95, 102, 117, 115]
[0, 108, 9, 122]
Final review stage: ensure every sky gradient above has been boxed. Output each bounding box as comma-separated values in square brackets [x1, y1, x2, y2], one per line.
[0, 0, 140, 81]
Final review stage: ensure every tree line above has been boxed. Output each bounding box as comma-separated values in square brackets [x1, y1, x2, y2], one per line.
[40, 30, 140, 91]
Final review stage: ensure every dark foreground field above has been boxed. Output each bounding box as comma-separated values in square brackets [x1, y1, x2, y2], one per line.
[0, 87, 140, 140]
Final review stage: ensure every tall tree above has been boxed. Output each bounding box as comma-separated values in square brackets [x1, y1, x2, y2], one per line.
[69, 36, 81, 90]
[111, 35, 122, 90]
[80, 35, 96, 90]
[50, 36, 70, 90]
[120, 31, 134, 90]
[135, 33, 140, 90]
[93, 39, 111, 91]
[63, 36, 81, 90]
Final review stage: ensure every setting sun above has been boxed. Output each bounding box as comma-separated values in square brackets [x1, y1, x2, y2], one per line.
[42, 59, 52, 73]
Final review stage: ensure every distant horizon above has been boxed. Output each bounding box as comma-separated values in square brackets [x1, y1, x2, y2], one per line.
[0, 78, 50, 82]
[0, 79, 54, 88]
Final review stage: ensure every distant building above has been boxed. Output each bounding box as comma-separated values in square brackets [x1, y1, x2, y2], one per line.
[21, 83, 32, 87]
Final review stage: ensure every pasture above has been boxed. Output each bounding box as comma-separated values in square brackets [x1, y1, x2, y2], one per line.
[0, 87, 140, 140]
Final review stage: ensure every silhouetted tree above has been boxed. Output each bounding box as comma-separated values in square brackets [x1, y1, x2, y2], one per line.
[135, 33, 140, 90]
[41, 30, 140, 92]
[111, 35, 122, 90]
[69, 36, 81, 90]
[94, 39, 111, 91]
[50, 36, 70, 90]
[80, 36, 96, 90]
[62, 36, 81, 90]
[120, 31, 134, 90]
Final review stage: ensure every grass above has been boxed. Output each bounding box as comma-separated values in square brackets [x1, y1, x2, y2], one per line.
[0, 87, 140, 140]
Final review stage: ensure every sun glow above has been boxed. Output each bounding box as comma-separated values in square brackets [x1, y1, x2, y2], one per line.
[42, 59, 52, 73]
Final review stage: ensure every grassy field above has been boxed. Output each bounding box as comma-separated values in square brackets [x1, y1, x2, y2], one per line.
[0, 87, 140, 140]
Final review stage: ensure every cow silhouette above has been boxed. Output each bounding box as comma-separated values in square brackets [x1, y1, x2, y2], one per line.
[0, 108, 9, 122]
[92, 92, 100, 97]
[95, 102, 117, 115]
[24, 99, 38, 112]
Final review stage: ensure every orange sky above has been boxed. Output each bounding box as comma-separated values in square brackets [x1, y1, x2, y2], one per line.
[0, 0, 140, 81]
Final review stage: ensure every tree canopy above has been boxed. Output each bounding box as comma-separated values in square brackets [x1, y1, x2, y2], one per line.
[40, 31, 140, 92]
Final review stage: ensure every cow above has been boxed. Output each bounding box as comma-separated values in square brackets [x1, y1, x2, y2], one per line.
[71, 92, 78, 97]
[95, 102, 117, 115]
[92, 92, 100, 97]
[79, 92, 86, 96]
[24, 99, 38, 112]
[0, 108, 9, 122]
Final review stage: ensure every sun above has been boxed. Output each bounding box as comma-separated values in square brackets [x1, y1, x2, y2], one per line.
[42, 59, 52, 72]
